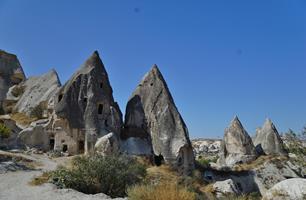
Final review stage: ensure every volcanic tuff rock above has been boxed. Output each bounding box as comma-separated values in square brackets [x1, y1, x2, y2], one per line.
[213, 179, 241, 198]
[262, 178, 306, 200]
[254, 119, 287, 156]
[95, 132, 120, 156]
[122, 65, 194, 174]
[11, 69, 61, 115]
[218, 116, 257, 167]
[55, 51, 122, 154]
[0, 50, 25, 110]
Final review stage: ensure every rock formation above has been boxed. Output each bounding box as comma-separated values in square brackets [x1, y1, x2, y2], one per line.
[213, 179, 241, 198]
[95, 132, 119, 156]
[55, 51, 122, 155]
[218, 116, 257, 167]
[122, 65, 194, 174]
[254, 119, 287, 156]
[0, 50, 26, 112]
[11, 69, 61, 115]
[263, 178, 306, 200]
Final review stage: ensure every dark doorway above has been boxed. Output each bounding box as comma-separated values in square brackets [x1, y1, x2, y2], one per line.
[49, 139, 55, 150]
[62, 144, 68, 153]
[100, 82, 103, 88]
[79, 141, 85, 154]
[98, 104, 103, 114]
[154, 154, 164, 166]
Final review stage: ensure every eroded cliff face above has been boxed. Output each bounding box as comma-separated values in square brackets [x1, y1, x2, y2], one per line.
[122, 65, 194, 174]
[0, 50, 25, 111]
[55, 51, 122, 154]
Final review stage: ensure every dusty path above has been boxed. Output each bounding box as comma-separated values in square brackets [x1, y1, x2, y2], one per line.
[0, 151, 125, 200]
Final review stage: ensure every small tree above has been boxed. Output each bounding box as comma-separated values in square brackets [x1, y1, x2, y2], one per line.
[30, 102, 47, 119]
[0, 123, 11, 138]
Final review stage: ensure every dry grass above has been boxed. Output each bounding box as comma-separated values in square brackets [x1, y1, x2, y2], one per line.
[128, 181, 196, 200]
[0, 151, 39, 169]
[146, 165, 179, 183]
[29, 172, 51, 186]
[11, 112, 37, 126]
[233, 156, 288, 171]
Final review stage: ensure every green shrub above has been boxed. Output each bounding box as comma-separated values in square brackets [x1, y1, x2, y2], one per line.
[50, 154, 147, 198]
[0, 123, 10, 138]
[11, 85, 25, 97]
[196, 156, 218, 169]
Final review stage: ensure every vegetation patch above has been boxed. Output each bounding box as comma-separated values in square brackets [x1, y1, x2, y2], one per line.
[50, 154, 146, 198]
[0, 123, 11, 138]
[128, 181, 196, 200]
[11, 112, 37, 126]
[30, 172, 51, 186]
[30, 102, 47, 119]
[11, 85, 25, 97]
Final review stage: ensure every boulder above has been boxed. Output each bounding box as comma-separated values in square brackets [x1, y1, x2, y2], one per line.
[12, 69, 61, 115]
[95, 132, 119, 156]
[254, 119, 287, 156]
[17, 119, 52, 151]
[55, 51, 122, 154]
[122, 65, 194, 174]
[218, 116, 257, 167]
[213, 179, 241, 198]
[0, 50, 26, 112]
[263, 178, 306, 200]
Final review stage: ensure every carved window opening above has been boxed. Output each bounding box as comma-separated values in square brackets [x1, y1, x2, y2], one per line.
[100, 82, 103, 88]
[83, 97, 88, 103]
[98, 104, 103, 115]
[49, 139, 55, 150]
[58, 94, 63, 102]
[78, 141, 85, 154]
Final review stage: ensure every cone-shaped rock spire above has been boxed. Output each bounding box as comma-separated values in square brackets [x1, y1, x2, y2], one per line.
[0, 50, 26, 110]
[55, 51, 122, 154]
[218, 116, 257, 167]
[254, 119, 287, 155]
[122, 65, 194, 174]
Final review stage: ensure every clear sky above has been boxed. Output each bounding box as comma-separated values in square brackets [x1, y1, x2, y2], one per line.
[1, 0, 305, 139]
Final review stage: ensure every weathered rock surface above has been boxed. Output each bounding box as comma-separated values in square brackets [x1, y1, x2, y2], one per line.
[121, 137, 152, 156]
[12, 69, 61, 115]
[122, 65, 194, 174]
[55, 51, 122, 154]
[0, 50, 25, 110]
[95, 132, 119, 156]
[254, 119, 287, 156]
[218, 116, 257, 167]
[17, 119, 52, 151]
[263, 178, 306, 200]
[213, 179, 241, 198]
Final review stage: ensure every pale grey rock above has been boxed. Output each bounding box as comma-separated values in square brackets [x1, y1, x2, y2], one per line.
[122, 65, 194, 174]
[95, 132, 119, 156]
[254, 119, 287, 155]
[121, 137, 152, 155]
[13, 69, 61, 115]
[263, 178, 306, 200]
[0, 50, 25, 110]
[55, 51, 122, 154]
[17, 119, 53, 151]
[218, 116, 257, 167]
[213, 179, 241, 198]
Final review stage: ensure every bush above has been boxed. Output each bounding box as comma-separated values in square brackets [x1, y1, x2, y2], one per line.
[0, 123, 10, 138]
[30, 103, 45, 119]
[50, 154, 146, 198]
[196, 156, 218, 169]
[11, 85, 25, 97]
[128, 181, 196, 200]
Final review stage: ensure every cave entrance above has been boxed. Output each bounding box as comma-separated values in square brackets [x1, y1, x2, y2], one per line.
[154, 154, 164, 166]
[62, 144, 68, 153]
[78, 141, 85, 154]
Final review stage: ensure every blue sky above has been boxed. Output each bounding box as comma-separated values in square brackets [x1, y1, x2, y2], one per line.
[0, 0, 305, 139]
